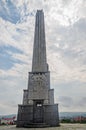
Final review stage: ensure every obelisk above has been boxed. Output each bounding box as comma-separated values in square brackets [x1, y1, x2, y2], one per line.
[17, 10, 59, 128]
[32, 10, 47, 72]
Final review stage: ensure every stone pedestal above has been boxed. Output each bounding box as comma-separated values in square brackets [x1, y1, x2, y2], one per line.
[17, 104, 59, 127]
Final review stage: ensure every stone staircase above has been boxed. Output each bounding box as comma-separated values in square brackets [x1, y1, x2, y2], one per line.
[23, 122, 50, 128]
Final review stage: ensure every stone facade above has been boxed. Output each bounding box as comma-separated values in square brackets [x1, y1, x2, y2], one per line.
[17, 10, 59, 127]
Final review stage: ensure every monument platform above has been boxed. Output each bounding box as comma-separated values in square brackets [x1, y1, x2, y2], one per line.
[17, 104, 59, 127]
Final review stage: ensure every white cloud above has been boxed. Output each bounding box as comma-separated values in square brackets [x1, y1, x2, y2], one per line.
[58, 96, 86, 112]
[0, 0, 86, 113]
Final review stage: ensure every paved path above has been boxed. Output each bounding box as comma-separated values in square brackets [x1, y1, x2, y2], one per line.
[0, 124, 86, 130]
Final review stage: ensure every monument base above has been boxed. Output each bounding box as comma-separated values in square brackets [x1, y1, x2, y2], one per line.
[16, 104, 59, 127]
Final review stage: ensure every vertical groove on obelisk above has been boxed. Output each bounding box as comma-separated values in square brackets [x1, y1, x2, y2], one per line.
[38, 11, 40, 69]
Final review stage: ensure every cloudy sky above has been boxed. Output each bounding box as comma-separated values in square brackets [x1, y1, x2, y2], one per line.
[0, 0, 86, 115]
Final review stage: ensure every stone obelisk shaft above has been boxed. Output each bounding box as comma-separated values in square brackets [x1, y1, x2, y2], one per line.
[32, 10, 48, 72]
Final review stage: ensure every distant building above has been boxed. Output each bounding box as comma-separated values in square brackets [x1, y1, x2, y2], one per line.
[73, 116, 86, 122]
[1, 116, 16, 125]
[60, 116, 86, 123]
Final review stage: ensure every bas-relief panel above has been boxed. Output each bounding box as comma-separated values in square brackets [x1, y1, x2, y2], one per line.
[28, 88, 49, 100]
[29, 73, 50, 89]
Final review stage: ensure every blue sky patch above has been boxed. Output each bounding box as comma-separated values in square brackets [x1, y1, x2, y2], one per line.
[1, 45, 23, 54]
[0, 0, 20, 24]
[0, 45, 24, 70]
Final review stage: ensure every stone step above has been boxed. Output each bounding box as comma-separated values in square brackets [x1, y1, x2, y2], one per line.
[23, 123, 50, 128]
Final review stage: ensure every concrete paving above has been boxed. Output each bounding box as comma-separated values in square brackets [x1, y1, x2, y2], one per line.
[0, 124, 86, 130]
